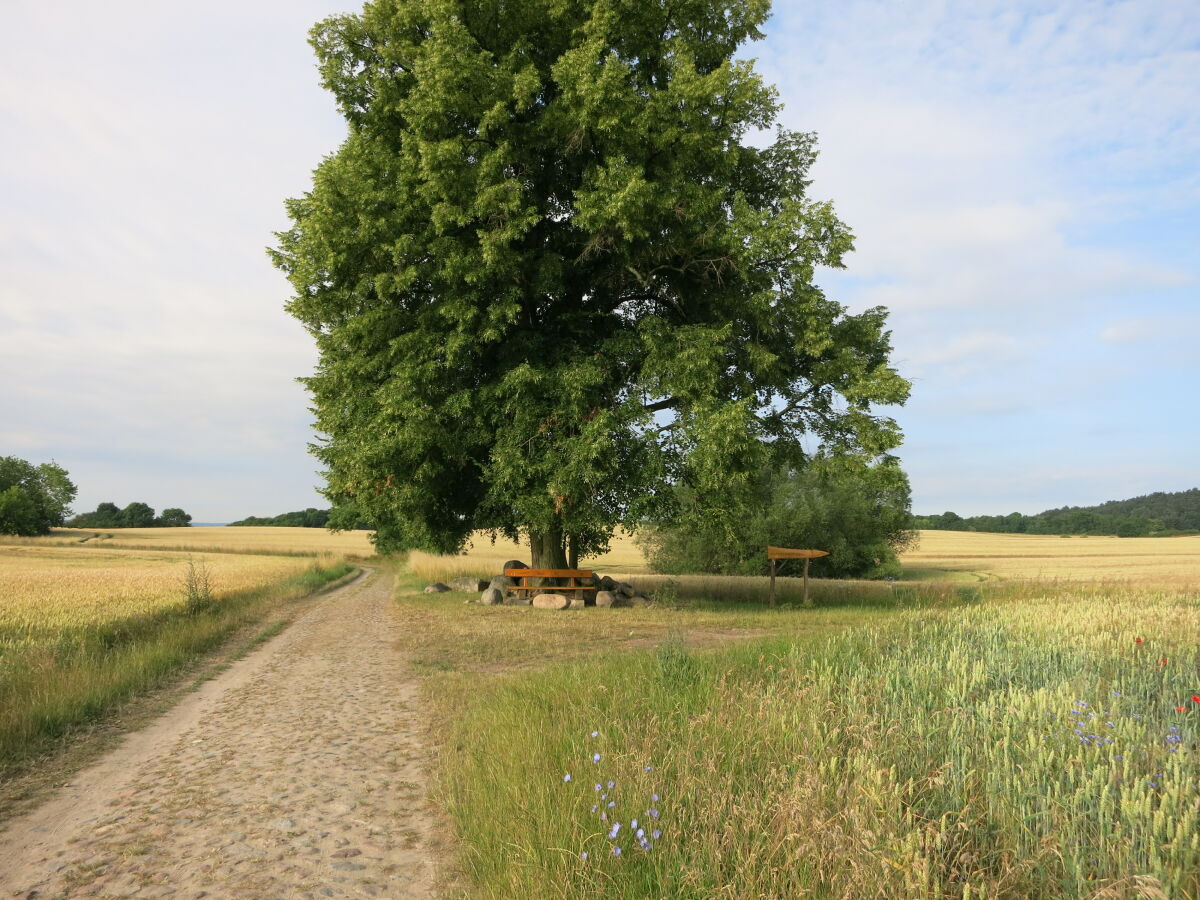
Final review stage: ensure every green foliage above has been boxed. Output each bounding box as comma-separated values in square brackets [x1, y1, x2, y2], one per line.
[0, 456, 77, 535]
[641, 454, 915, 579]
[157, 508, 192, 528]
[915, 486, 1200, 537]
[70, 501, 194, 529]
[228, 506, 371, 529]
[274, 0, 908, 562]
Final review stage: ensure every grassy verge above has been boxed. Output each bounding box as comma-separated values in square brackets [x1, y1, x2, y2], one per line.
[0, 560, 356, 781]
[421, 581, 1200, 898]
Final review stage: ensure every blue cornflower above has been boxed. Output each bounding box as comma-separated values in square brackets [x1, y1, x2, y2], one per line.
[631, 818, 638, 829]
[607, 780, 615, 789]
[652, 829, 662, 840]
[564, 773, 571, 782]
[608, 801, 615, 808]
[612, 846, 622, 856]
[595, 783, 601, 791]
[636, 828, 645, 838]
[593, 753, 601, 763]
[591, 731, 599, 738]
[651, 793, 660, 802]
[650, 808, 659, 819]
[609, 822, 621, 838]
[591, 805, 597, 813]
[645, 765, 653, 771]
[581, 851, 588, 861]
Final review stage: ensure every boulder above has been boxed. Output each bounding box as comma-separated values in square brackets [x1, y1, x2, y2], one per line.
[479, 587, 504, 605]
[490, 574, 516, 590]
[451, 576, 489, 592]
[505, 593, 532, 606]
[568, 594, 587, 609]
[628, 594, 651, 607]
[423, 583, 451, 594]
[502, 559, 529, 572]
[594, 590, 618, 608]
[532, 593, 570, 610]
[615, 582, 637, 598]
[597, 575, 617, 591]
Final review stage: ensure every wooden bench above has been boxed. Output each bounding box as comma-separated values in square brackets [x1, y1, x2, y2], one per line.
[504, 568, 594, 596]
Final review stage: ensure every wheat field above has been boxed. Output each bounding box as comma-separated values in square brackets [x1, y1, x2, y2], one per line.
[407, 528, 1200, 588]
[0, 545, 324, 640]
[10, 526, 379, 558]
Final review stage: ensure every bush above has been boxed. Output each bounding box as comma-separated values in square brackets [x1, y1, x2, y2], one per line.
[640, 454, 915, 579]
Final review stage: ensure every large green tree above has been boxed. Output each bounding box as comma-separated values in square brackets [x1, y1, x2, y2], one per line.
[274, 0, 909, 566]
[0, 456, 77, 536]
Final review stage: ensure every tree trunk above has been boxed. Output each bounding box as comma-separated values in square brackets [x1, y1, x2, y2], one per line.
[529, 525, 569, 570]
[567, 534, 579, 570]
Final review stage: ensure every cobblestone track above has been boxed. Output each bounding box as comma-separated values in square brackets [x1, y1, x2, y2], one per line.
[0, 569, 439, 899]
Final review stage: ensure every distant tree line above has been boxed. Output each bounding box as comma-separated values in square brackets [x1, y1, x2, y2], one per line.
[0, 456, 77, 536]
[70, 502, 192, 529]
[228, 507, 371, 529]
[915, 488, 1200, 537]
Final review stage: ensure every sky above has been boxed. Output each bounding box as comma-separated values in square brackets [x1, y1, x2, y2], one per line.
[1, 1, 1196, 521]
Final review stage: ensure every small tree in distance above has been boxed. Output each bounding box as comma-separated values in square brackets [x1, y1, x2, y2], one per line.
[273, 0, 910, 566]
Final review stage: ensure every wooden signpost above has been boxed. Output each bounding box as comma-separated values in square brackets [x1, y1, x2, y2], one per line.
[767, 546, 829, 607]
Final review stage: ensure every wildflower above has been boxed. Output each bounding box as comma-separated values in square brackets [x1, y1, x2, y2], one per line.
[581, 851, 588, 861]
[591, 805, 597, 813]
[613, 846, 622, 856]
[631, 818, 638, 830]
[593, 753, 601, 763]
[609, 822, 621, 838]
[650, 808, 659, 819]
[591, 731, 599, 738]
[1159, 658, 1169, 666]
[1135, 638, 1144, 643]
[595, 784, 601, 791]
[645, 765, 653, 771]
[652, 793, 660, 802]
[636, 828, 645, 838]
[1193, 696, 1200, 703]
[608, 801, 615, 808]
[1176, 706, 1187, 712]
[607, 780, 615, 789]
[652, 829, 662, 840]
[563, 774, 571, 783]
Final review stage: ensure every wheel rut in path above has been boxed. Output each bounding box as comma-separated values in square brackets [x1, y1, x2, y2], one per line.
[0, 568, 441, 899]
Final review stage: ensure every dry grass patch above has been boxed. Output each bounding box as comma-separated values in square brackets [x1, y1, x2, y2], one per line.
[8, 526, 379, 558]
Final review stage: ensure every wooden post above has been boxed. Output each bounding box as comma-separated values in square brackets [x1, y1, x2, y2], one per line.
[767, 547, 828, 607]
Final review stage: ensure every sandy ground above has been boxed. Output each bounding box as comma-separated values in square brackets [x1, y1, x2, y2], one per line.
[0, 569, 441, 899]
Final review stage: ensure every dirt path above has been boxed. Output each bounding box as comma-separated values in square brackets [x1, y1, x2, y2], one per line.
[0, 568, 441, 899]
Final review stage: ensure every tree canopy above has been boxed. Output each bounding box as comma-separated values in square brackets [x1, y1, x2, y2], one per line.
[274, 0, 909, 565]
[69, 502, 193, 529]
[0, 456, 77, 536]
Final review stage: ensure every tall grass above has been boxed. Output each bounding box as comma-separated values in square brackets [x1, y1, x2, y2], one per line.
[434, 586, 1200, 898]
[0, 560, 355, 776]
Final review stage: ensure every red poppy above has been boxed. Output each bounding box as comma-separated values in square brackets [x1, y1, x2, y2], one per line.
[1176, 706, 1187, 712]
[1134, 637, 1144, 643]
[1158, 658, 1169, 665]
[1192, 695, 1200, 703]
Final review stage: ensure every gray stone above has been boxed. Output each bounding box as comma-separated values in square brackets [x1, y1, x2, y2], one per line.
[489, 575, 516, 590]
[615, 582, 637, 598]
[450, 576, 489, 592]
[423, 583, 451, 593]
[597, 575, 617, 591]
[532, 592, 570, 610]
[567, 595, 587, 609]
[501, 559, 529, 572]
[479, 587, 504, 605]
[594, 590, 617, 607]
[504, 593, 532, 606]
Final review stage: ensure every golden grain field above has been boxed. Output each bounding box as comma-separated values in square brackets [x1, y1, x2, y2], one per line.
[10, 526, 379, 558]
[0, 545, 324, 638]
[407, 528, 1200, 588]
[904, 529, 1200, 585]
